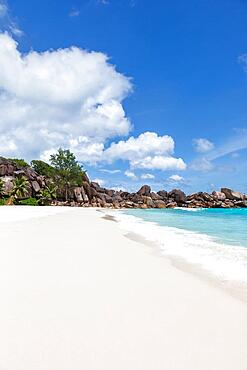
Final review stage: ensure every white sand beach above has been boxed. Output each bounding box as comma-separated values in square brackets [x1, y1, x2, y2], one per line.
[0, 206, 246, 370]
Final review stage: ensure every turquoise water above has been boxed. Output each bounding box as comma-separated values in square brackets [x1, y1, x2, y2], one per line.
[123, 208, 247, 248]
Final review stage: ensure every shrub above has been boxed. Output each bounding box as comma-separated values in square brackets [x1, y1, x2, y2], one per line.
[0, 198, 6, 206]
[12, 176, 30, 199]
[0, 179, 4, 197]
[9, 158, 29, 168]
[38, 185, 57, 205]
[18, 197, 39, 206]
[31, 160, 57, 177]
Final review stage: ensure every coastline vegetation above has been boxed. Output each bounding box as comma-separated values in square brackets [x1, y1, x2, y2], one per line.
[0, 148, 86, 206]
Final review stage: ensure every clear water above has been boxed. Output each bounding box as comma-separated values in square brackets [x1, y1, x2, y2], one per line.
[115, 208, 247, 283]
[123, 208, 247, 248]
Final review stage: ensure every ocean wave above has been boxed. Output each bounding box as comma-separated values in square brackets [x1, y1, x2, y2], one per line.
[114, 211, 247, 284]
[174, 207, 205, 212]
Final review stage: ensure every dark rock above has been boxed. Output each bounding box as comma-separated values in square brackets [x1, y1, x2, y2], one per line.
[137, 185, 151, 196]
[82, 182, 98, 200]
[143, 196, 155, 207]
[212, 191, 226, 201]
[91, 182, 100, 190]
[0, 164, 14, 176]
[201, 192, 213, 201]
[119, 191, 131, 200]
[150, 192, 162, 200]
[124, 201, 135, 208]
[168, 189, 186, 204]
[1, 176, 14, 195]
[82, 172, 90, 183]
[104, 194, 113, 203]
[32, 181, 41, 193]
[74, 187, 83, 203]
[81, 186, 89, 203]
[157, 190, 168, 200]
[153, 200, 166, 208]
[140, 203, 148, 209]
[234, 200, 247, 207]
[37, 176, 46, 187]
[25, 167, 36, 180]
[105, 189, 115, 197]
[166, 202, 178, 208]
[131, 193, 144, 203]
[221, 188, 245, 201]
[112, 195, 123, 202]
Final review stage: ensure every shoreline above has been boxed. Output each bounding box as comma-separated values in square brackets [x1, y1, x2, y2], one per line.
[101, 208, 247, 302]
[0, 207, 247, 369]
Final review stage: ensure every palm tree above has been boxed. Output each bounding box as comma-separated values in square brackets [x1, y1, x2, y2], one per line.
[12, 177, 30, 200]
[38, 184, 57, 205]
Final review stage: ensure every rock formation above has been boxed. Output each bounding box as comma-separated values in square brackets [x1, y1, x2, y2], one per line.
[0, 156, 246, 208]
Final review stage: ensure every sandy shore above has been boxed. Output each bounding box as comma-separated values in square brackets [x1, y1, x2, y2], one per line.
[0, 206, 246, 370]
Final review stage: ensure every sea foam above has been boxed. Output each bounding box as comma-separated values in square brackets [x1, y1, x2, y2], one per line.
[114, 211, 247, 284]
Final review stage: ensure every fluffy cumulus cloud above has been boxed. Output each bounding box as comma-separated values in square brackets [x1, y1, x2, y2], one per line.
[124, 170, 137, 180]
[193, 138, 214, 153]
[0, 33, 186, 173]
[0, 33, 131, 160]
[169, 174, 184, 182]
[131, 155, 186, 170]
[141, 173, 155, 179]
[104, 132, 186, 170]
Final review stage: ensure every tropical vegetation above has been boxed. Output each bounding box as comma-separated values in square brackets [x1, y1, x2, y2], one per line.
[38, 185, 57, 205]
[0, 148, 86, 205]
[12, 176, 30, 200]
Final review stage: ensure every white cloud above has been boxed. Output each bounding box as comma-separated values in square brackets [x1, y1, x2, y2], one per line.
[0, 2, 23, 36]
[92, 178, 106, 187]
[193, 138, 214, 153]
[0, 2, 7, 17]
[8, 25, 23, 37]
[125, 170, 138, 180]
[0, 34, 186, 175]
[103, 131, 186, 171]
[0, 33, 131, 160]
[169, 174, 184, 182]
[131, 155, 186, 171]
[141, 173, 155, 179]
[100, 168, 121, 174]
[190, 158, 214, 172]
[0, 137, 17, 153]
[206, 129, 247, 161]
[105, 132, 174, 160]
[69, 9, 80, 17]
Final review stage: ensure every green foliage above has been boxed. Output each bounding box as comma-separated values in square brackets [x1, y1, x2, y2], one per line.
[31, 160, 56, 177]
[12, 176, 30, 199]
[38, 184, 57, 205]
[18, 197, 39, 206]
[50, 148, 85, 199]
[0, 179, 4, 197]
[0, 198, 6, 206]
[9, 158, 29, 168]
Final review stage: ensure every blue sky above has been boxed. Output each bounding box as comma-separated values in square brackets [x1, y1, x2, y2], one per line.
[0, 0, 247, 193]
